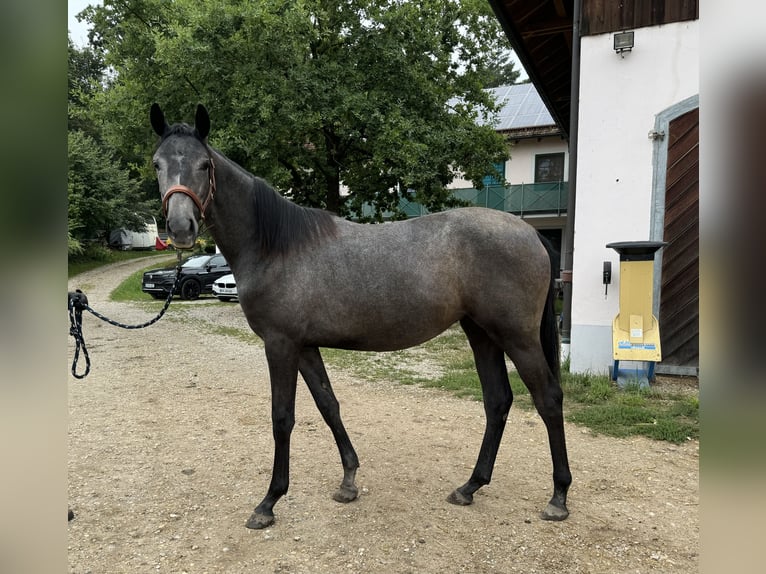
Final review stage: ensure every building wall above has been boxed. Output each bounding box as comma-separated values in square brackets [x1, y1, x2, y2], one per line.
[506, 137, 569, 183]
[450, 135, 568, 189]
[570, 19, 699, 374]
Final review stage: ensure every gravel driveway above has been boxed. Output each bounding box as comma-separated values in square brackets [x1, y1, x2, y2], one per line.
[68, 257, 699, 573]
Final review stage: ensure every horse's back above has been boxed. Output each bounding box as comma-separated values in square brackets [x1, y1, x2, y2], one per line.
[338, 207, 548, 286]
[239, 207, 550, 351]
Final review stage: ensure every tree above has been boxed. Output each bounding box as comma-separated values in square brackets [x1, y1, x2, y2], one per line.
[483, 50, 523, 88]
[68, 37, 105, 135]
[68, 130, 154, 247]
[85, 0, 512, 220]
[68, 37, 154, 252]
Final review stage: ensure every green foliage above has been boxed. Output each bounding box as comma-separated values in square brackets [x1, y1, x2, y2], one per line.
[68, 130, 155, 245]
[68, 37, 105, 135]
[68, 39, 159, 247]
[483, 50, 523, 88]
[68, 231, 84, 257]
[82, 0, 515, 219]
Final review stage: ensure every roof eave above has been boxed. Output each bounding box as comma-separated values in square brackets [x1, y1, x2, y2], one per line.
[500, 125, 564, 140]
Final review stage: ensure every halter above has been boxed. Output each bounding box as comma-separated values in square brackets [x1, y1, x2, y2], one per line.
[161, 155, 217, 221]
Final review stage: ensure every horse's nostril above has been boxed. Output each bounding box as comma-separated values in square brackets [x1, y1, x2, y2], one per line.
[166, 215, 198, 248]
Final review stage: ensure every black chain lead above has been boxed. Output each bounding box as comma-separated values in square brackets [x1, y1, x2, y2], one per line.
[68, 253, 184, 379]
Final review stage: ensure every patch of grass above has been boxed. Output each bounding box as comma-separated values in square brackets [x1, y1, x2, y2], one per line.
[568, 403, 655, 437]
[563, 375, 698, 443]
[319, 348, 428, 386]
[111, 268, 150, 302]
[423, 355, 482, 400]
[208, 324, 262, 344]
[561, 370, 616, 404]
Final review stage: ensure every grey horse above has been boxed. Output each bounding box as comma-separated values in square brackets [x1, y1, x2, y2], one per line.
[150, 103, 571, 529]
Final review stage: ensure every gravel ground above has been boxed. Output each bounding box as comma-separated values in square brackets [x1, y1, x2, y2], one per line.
[68, 257, 699, 574]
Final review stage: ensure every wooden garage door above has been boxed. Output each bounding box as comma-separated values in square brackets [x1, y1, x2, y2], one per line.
[659, 107, 699, 372]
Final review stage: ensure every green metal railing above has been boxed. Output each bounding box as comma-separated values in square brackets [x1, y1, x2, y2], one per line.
[363, 182, 568, 219]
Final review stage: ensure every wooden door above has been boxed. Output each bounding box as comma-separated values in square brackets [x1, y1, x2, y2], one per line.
[659, 107, 699, 372]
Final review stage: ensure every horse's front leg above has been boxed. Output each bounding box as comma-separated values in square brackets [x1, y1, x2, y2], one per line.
[299, 347, 360, 503]
[246, 338, 299, 530]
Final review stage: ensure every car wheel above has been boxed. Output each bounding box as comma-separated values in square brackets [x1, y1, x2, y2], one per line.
[180, 279, 202, 300]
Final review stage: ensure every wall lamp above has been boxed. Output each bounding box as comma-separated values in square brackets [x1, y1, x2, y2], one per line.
[614, 31, 634, 58]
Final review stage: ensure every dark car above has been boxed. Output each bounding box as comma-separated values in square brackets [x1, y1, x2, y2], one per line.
[142, 253, 231, 300]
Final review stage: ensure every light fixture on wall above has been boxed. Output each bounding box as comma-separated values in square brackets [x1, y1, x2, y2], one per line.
[613, 31, 634, 58]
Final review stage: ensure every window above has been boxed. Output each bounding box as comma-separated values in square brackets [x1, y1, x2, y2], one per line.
[482, 161, 506, 187]
[534, 153, 565, 183]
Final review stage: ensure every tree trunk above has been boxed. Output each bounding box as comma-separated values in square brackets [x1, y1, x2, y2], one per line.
[325, 167, 342, 215]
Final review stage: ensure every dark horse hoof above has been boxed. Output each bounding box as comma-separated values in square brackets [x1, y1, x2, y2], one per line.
[446, 489, 473, 506]
[540, 501, 569, 521]
[333, 484, 358, 503]
[245, 511, 274, 530]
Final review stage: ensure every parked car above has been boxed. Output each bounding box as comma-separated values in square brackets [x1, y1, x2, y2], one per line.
[212, 273, 238, 302]
[142, 253, 231, 300]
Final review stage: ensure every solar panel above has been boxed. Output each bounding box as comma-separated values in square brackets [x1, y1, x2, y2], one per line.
[448, 83, 556, 131]
[491, 83, 555, 130]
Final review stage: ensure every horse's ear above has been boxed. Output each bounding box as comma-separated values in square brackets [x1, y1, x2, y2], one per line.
[150, 103, 168, 137]
[195, 104, 210, 141]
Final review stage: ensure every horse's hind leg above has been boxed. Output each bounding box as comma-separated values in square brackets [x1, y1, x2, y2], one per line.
[447, 317, 513, 506]
[299, 347, 360, 503]
[509, 342, 571, 521]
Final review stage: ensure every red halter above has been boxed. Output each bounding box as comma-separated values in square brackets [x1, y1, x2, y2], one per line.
[161, 156, 216, 221]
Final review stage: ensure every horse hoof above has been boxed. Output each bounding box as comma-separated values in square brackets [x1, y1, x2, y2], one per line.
[446, 489, 473, 506]
[245, 511, 274, 530]
[333, 484, 358, 503]
[540, 501, 569, 521]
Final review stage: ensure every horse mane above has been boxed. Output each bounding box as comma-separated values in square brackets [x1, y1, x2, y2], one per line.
[249, 176, 338, 259]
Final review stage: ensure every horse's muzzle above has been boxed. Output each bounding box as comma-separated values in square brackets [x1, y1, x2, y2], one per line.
[164, 191, 200, 249]
[166, 216, 198, 249]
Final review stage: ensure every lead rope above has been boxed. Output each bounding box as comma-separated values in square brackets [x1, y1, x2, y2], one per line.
[68, 251, 185, 379]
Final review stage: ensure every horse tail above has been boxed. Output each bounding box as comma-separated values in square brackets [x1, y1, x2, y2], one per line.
[537, 232, 561, 381]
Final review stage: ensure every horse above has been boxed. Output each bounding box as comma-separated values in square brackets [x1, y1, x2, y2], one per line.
[149, 103, 571, 529]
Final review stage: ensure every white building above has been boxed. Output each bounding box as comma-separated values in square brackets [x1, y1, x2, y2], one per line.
[572, 21, 698, 375]
[489, 1, 700, 377]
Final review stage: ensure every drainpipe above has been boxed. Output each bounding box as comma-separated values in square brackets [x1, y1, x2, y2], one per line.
[560, 0, 582, 363]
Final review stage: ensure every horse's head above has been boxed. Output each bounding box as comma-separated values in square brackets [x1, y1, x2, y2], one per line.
[150, 103, 214, 249]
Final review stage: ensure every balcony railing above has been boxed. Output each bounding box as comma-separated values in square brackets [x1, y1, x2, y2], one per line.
[388, 181, 568, 218]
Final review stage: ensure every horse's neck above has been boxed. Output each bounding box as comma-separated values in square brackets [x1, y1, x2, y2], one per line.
[206, 151, 339, 268]
[205, 155, 259, 269]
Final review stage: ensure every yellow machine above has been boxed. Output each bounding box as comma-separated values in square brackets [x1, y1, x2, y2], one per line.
[606, 241, 666, 385]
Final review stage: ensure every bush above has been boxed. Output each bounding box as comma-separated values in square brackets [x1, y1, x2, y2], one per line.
[68, 233, 84, 256]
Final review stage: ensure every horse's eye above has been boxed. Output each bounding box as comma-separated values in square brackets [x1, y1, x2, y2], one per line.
[153, 161, 160, 171]
[200, 161, 210, 171]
